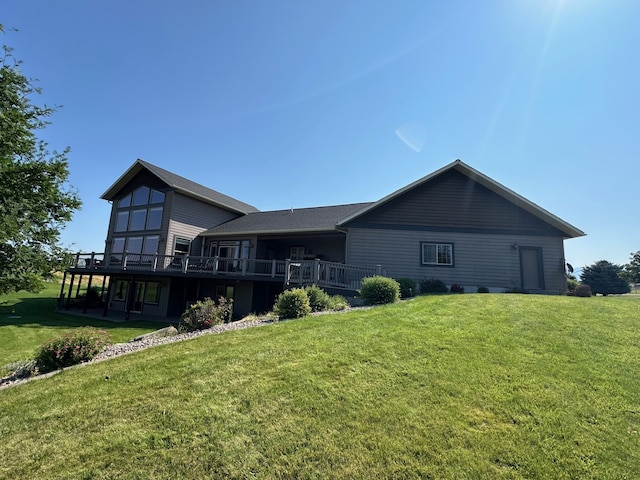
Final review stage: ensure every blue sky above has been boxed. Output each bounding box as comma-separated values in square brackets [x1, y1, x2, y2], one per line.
[4, 0, 639, 270]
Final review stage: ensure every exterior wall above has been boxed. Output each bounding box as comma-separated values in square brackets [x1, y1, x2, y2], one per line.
[165, 192, 240, 256]
[350, 169, 566, 237]
[345, 227, 567, 293]
[104, 177, 241, 261]
[107, 275, 171, 316]
[255, 234, 346, 262]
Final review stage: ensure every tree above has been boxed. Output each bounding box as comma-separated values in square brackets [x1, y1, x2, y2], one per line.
[0, 26, 81, 294]
[580, 260, 630, 296]
[621, 251, 640, 284]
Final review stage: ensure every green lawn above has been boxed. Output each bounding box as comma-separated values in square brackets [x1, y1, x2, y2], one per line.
[1, 293, 639, 479]
[0, 283, 172, 366]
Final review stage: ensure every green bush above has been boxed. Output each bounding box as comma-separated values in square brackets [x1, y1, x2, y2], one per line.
[35, 327, 111, 373]
[327, 294, 349, 311]
[304, 285, 333, 312]
[574, 284, 592, 297]
[274, 288, 311, 319]
[477, 286, 490, 293]
[566, 278, 579, 295]
[395, 278, 416, 298]
[360, 276, 400, 306]
[180, 297, 234, 331]
[420, 278, 448, 294]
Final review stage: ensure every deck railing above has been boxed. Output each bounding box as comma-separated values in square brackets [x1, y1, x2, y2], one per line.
[69, 253, 382, 290]
[285, 259, 382, 290]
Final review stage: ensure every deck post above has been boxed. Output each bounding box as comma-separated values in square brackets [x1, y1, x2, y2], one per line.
[83, 274, 94, 314]
[376, 265, 382, 276]
[58, 271, 67, 308]
[241, 258, 247, 276]
[271, 259, 276, 278]
[65, 273, 75, 310]
[100, 275, 107, 303]
[314, 259, 321, 285]
[75, 274, 84, 298]
[102, 277, 112, 317]
[285, 259, 291, 285]
[213, 256, 219, 275]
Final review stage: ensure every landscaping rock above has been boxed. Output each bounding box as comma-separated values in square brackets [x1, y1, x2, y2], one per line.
[131, 326, 178, 342]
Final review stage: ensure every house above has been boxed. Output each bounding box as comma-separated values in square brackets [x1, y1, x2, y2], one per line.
[63, 159, 585, 319]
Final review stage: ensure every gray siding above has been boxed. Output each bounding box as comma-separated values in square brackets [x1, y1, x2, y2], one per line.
[166, 192, 240, 256]
[348, 169, 566, 237]
[346, 228, 567, 293]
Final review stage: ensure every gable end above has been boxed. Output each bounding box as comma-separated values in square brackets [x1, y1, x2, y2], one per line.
[344, 169, 567, 237]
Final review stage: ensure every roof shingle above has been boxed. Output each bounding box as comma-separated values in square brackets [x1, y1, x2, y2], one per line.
[201, 203, 372, 236]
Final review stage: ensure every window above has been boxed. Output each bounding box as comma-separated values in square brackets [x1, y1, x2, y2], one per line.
[114, 280, 129, 301]
[118, 194, 131, 208]
[144, 282, 161, 304]
[115, 211, 129, 232]
[143, 236, 159, 256]
[290, 246, 305, 260]
[129, 209, 147, 231]
[174, 238, 191, 256]
[114, 187, 164, 233]
[421, 242, 453, 266]
[111, 237, 126, 263]
[113, 280, 160, 308]
[216, 285, 235, 300]
[132, 186, 150, 206]
[147, 207, 163, 230]
[126, 237, 144, 254]
[150, 190, 165, 204]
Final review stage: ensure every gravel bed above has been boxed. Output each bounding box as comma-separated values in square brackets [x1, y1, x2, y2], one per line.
[0, 318, 272, 389]
[92, 318, 271, 361]
[1, 305, 375, 390]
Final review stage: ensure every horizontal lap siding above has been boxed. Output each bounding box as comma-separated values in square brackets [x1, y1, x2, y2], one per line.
[166, 193, 240, 255]
[346, 228, 566, 292]
[354, 170, 565, 236]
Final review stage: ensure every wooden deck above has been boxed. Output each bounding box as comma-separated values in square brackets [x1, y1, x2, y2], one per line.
[68, 253, 383, 291]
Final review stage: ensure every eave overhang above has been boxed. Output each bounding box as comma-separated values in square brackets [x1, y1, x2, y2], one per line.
[336, 159, 586, 239]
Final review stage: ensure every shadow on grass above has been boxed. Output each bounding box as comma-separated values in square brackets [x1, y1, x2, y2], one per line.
[0, 296, 173, 330]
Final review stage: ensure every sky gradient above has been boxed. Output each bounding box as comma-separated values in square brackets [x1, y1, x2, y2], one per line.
[3, 0, 639, 270]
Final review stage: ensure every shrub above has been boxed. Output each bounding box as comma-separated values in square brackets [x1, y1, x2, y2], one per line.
[327, 294, 349, 311]
[566, 277, 579, 295]
[395, 278, 416, 298]
[574, 284, 592, 297]
[86, 286, 102, 304]
[35, 327, 111, 373]
[304, 285, 333, 312]
[477, 286, 490, 293]
[420, 278, 448, 294]
[274, 288, 311, 319]
[180, 297, 234, 331]
[359, 276, 400, 305]
[450, 284, 465, 293]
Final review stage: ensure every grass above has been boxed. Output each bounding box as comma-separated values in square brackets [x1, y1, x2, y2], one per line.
[0, 283, 172, 367]
[1, 293, 639, 478]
